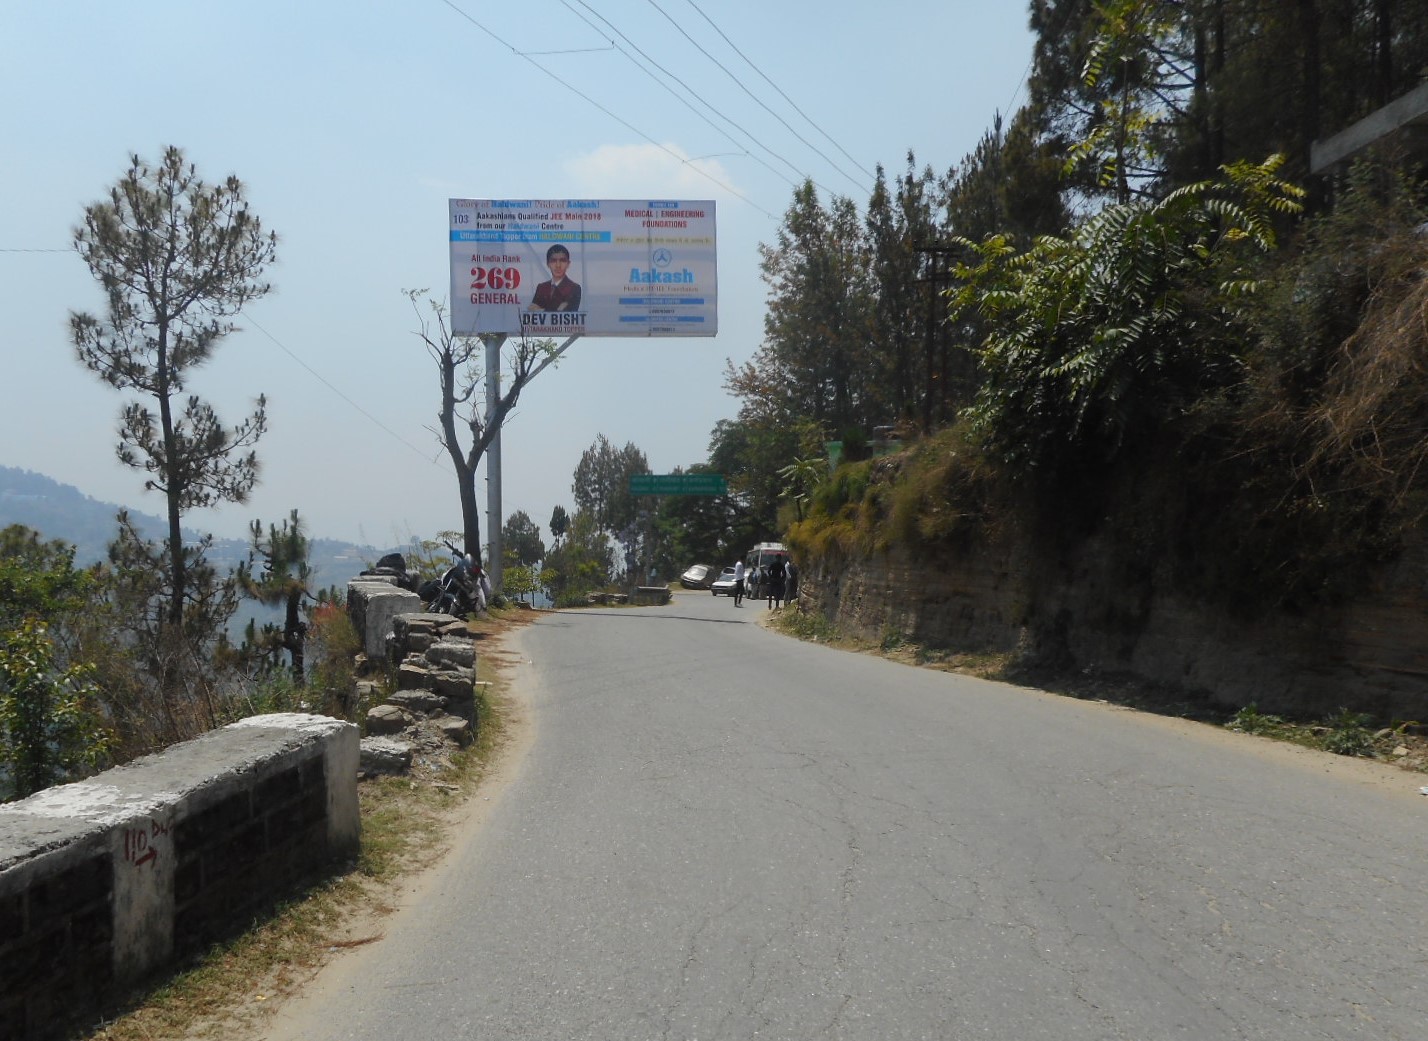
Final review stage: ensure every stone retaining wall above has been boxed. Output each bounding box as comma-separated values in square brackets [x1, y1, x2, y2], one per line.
[801, 532, 1428, 722]
[0, 715, 359, 1041]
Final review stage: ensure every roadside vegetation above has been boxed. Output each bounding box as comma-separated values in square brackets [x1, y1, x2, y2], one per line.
[83, 606, 532, 1041]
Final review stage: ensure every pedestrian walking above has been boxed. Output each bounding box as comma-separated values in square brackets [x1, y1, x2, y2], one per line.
[732, 560, 746, 607]
[768, 556, 786, 609]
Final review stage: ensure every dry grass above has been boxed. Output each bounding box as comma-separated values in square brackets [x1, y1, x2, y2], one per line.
[82, 606, 540, 1041]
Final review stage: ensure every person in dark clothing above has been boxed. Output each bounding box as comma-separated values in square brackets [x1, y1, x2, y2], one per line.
[767, 557, 787, 609]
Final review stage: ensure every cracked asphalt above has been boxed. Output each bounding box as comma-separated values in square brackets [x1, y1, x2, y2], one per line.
[267, 592, 1428, 1040]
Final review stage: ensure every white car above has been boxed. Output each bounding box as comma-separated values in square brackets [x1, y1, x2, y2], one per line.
[710, 566, 739, 596]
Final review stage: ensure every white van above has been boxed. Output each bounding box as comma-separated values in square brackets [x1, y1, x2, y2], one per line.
[744, 542, 789, 600]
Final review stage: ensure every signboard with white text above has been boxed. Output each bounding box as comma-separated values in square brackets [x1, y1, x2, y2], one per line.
[629, 473, 728, 496]
[449, 198, 717, 337]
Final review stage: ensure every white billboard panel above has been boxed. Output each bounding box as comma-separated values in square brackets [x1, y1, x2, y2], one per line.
[449, 199, 717, 338]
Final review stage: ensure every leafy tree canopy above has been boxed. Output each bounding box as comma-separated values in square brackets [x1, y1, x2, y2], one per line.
[502, 510, 546, 568]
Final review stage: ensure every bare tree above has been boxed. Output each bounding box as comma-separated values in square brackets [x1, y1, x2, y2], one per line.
[409, 291, 556, 565]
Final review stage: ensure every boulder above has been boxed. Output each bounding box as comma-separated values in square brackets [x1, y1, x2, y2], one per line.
[388, 689, 447, 715]
[433, 715, 473, 747]
[397, 662, 432, 690]
[431, 670, 474, 700]
[427, 639, 476, 670]
[360, 736, 414, 774]
[365, 703, 410, 735]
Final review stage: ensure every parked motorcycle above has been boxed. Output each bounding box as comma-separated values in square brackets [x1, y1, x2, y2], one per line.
[420, 541, 488, 617]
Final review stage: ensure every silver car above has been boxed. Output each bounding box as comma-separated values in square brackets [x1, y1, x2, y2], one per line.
[680, 563, 717, 589]
[710, 566, 739, 596]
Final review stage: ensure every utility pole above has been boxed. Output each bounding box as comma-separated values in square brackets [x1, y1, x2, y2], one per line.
[914, 245, 957, 434]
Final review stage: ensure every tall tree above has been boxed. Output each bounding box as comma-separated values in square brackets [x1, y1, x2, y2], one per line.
[865, 155, 940, 427]
[743, 180, 877, 438]
[651, 464, 741, 573]
[410, 291, 556, 569]
[945, 107, 1069, 245]
[103, 510, 240, 740]
[501, 510, 546, 568]
[1028, 0, 1428, 200]
[705, 417, 819, 541]
[549, 505, 570, 546]
[572, 434, 649, 535]
[70, 146, 276, 635]
[540, 509, 613, 605]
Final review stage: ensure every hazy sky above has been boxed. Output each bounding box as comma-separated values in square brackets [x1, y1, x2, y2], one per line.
[1, 1, 1036, 551]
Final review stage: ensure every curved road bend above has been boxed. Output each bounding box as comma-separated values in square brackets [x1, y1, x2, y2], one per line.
[268, 590, 1428, 1041]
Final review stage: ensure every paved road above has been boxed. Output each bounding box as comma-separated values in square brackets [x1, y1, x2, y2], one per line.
[269, 592, 1428, 1040]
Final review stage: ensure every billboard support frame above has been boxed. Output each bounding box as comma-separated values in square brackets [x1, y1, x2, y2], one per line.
[482, 333, 582, 592]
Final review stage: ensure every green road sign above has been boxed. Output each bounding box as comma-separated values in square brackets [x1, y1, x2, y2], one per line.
[629, 473, 728, 496]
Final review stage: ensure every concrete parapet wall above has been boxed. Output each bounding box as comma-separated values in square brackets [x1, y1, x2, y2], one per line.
[0, 714, 359, 1041]
[348, 578, 423, 661]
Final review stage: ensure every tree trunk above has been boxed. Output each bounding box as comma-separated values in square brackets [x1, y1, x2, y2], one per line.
[283, 588, 305, 685]
[459, 459, 482, 565]
[1372, 0, 1393, 106]
[155, 330, 185, 629]
[1297, 0, 1322, 171]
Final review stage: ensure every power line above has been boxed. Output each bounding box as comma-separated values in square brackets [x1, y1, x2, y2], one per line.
[1003, 55, 1035, 124]
[522, 45, 619, 56]
[643, 0, 869, 194]
[240, 310, 442, 466]
[563, 0, 834, 197]
[677, 0, 875, 186]
[1, 242, 439, 467]
[437, 0, 777, 218]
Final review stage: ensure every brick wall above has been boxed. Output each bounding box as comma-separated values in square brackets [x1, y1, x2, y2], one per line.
[0, 852, 112, 1041]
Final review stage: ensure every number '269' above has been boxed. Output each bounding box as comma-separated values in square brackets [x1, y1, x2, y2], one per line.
[469, 267, 521, 290]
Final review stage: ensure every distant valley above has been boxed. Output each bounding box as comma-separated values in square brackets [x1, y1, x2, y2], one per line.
[0, 464, 395, 596]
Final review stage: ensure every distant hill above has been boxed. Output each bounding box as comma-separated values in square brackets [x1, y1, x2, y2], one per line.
[0, 465, 390, 593]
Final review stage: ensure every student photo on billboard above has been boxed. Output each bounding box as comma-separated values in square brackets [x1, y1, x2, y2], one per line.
[527, 243, 581, 312]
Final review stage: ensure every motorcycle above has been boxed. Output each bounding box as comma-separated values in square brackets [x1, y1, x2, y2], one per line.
[420, 541, 488, 617]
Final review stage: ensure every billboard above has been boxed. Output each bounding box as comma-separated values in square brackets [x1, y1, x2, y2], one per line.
[449, 198, 717, 338]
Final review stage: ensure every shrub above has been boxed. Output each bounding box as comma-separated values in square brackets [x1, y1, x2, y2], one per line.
[1227, 703, 1283, 736]
[0, 619, 112, 800]
[303, 602, 362, 720]
[1321, 709, 1374, 757]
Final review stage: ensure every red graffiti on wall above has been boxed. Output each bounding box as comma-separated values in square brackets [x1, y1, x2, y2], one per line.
[122, 819, 170, 869]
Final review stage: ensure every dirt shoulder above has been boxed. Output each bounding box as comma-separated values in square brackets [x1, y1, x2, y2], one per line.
[89, 606, 544, 1041]
[758, 602, 1428, 784]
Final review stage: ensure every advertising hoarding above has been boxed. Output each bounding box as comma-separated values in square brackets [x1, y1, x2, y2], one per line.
[449, 199, 717, 338]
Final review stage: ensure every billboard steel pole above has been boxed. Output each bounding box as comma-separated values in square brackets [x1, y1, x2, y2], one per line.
[486, 334, 504, 591]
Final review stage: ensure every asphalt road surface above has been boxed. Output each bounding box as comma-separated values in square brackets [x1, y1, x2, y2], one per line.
[268, 591, 1428, 1040]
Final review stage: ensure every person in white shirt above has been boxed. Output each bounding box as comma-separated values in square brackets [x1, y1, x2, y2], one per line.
[732, 560, 746, 607]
